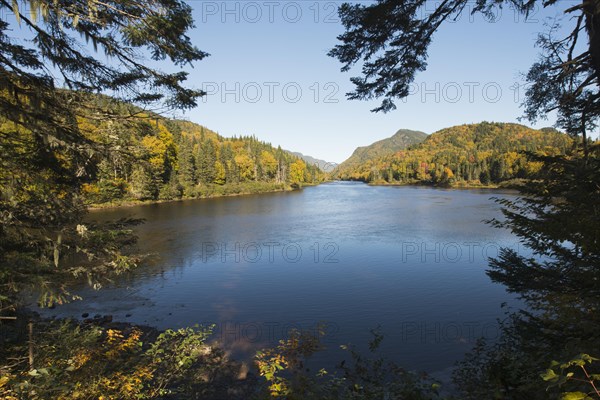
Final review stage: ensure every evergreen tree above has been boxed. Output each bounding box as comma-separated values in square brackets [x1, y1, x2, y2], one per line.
[329, 0, 600, 121]
[129, 164, 156, 200]
[197, 139, 217, 184]
[178, 139, 197, 195]
[0, 0, 206, 305]
[479, 170, 491, 185]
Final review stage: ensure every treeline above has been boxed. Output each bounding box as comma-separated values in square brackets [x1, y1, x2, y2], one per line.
[334, 122, 573, 186]
[75, 105, 324, 205]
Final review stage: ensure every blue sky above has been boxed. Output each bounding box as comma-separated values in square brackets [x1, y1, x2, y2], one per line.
[176, 0, 580, 163]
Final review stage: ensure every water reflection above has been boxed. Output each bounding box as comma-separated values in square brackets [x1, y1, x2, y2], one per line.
[37, 182, 524, 373]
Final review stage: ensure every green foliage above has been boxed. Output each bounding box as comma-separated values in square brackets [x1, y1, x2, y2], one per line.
[0, 0, 206, 112]
[329, 0, 597, 119]
[197, 139, 218, 184]
[542, 354, 600, 399]
[129, 164, 158, 200]
[0, 216, 143, 311]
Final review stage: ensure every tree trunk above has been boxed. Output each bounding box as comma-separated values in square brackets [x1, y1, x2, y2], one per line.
[28, 320, 34, 370]
[584, 0, 600, 87]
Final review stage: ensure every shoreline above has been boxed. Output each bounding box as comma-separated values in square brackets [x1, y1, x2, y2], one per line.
[87, 180, 517, 211]
[368, 182, 500, 189]
[87, 182, 322, 210]
[355, 180, 523, 191]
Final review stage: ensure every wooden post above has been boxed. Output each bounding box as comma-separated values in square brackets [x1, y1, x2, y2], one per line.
[28, 320, 34, 370]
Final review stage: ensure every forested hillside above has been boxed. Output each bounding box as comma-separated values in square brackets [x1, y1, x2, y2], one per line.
[333, 129, 427, 177]
[334, 122, 573, 186]
[66, 101, 325, 205]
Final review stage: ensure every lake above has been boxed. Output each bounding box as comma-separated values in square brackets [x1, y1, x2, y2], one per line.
[36, 182, 525, 375]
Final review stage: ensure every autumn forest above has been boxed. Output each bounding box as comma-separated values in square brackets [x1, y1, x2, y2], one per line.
[1, 0, 600, 399]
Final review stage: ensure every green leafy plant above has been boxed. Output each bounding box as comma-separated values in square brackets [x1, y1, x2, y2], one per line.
[0, 320, 221, 399]
[542, 354, 600, 399]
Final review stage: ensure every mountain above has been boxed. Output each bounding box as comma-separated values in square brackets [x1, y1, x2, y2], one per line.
[335, 122, 573, 186]
[333, 129, 428, 177]
[287, 151, 336, 172]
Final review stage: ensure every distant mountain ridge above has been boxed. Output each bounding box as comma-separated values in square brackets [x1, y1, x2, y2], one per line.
[333, 129, 428, 177]
[287, 151, 336, 172]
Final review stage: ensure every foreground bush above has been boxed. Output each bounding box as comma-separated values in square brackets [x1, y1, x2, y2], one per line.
[0, 320, 253, 399]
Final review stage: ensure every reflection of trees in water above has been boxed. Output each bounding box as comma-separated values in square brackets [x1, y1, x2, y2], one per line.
[454, 152, 600, 399]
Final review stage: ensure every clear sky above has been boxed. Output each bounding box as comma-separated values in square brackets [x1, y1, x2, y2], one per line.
[170, 0, 582, 164]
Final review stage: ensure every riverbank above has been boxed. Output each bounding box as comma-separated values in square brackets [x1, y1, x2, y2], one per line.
[360, 178, 526, 190]
[88, 181, 315, 210]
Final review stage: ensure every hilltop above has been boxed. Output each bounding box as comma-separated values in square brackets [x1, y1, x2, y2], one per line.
[333, 129, 427, 178]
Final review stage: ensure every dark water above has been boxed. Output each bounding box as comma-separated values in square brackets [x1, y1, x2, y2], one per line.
[36, 182, 525, 375]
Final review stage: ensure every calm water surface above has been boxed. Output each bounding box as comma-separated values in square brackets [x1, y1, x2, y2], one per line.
[37, 182, 525, 374]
